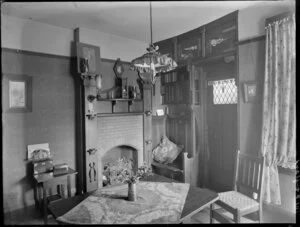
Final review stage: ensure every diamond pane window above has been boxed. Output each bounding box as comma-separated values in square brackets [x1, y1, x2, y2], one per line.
[208, 78, 237, 104]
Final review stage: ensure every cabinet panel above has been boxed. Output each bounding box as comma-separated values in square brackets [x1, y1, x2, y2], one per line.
[205, 12, 238, 57]
[154, 38, 175, 59]
[177, 28, 203, 63]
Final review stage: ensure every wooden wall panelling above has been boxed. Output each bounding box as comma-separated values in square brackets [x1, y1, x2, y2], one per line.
[74, 28, 85, 194]
[83, 80, 99, 192]
[194, 65, 206, 187]
[202, 69, 209, 187]
[74, 72, 86, 194]
[142, 83, 153, 164]
[152, 115, 166, 148]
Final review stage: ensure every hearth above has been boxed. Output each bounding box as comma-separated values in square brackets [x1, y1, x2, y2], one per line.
[102, 145, 138, 187]
[97, 115, 144, 188]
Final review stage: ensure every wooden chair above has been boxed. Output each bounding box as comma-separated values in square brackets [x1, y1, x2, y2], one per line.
[210, 150, 265, 223]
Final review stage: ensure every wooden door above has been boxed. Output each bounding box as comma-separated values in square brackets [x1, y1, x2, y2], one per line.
[206, 77, 238, 192]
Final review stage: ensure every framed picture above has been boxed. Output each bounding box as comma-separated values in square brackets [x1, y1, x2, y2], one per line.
[76, 42, 101, 75]
[244, 82, 257, 102]
[3, 74, 32, 113]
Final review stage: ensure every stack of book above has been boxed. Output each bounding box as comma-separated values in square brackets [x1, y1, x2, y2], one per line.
[53, 163, 69, 176]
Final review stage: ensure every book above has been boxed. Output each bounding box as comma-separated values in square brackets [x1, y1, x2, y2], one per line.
[53, 163, 69, 176]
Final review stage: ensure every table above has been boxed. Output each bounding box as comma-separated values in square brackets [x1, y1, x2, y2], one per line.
[48, 174, 218, 224]
[33, 168, 77, 224]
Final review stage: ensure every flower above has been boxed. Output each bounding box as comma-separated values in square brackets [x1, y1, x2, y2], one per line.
[103, 158, 152, 185]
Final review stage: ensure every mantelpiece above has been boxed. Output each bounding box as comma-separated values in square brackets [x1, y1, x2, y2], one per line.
[96, 98, 143, 113]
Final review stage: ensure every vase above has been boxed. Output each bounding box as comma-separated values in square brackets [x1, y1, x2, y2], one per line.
[128, 182, 137, 201]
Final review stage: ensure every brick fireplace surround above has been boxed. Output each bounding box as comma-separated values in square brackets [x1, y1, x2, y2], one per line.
[97, 114, 144, 188]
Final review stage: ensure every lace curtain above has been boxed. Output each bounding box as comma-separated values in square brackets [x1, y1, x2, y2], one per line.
[261, 13, 295, 205]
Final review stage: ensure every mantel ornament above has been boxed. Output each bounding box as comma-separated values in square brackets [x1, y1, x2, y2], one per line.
[210, 37, 226, 47]
[113, 58, 125, 78]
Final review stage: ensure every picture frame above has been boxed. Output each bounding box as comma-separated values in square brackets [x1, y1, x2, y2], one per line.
[3, 74, 32, 113]
[244, 82, 257, 103]
[76, 42, 101, 75]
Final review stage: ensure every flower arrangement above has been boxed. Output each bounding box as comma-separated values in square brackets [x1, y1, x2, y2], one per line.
[103, 158, 152, 185]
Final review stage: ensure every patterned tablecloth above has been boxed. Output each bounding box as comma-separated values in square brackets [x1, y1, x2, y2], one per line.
[57, 181, 190, 224]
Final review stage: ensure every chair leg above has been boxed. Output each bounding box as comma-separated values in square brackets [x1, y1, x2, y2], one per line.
[258, 208, 262, 223]
[210, 203, 215, 223]
[233, 209, 241, 223]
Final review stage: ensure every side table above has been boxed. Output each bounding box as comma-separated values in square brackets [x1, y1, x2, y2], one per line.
[33, 168, 77, 224]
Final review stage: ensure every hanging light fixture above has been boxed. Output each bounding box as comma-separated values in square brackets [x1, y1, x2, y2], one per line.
[130, 1, 177, 84]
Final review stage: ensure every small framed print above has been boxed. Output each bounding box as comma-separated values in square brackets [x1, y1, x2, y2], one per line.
[3, 74, 32, 113]
[244, 82, 257, 103]
[76, 42, 100, 75]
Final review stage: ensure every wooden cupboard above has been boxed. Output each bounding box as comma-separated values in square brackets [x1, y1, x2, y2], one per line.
[152, 11, 238, 185]
[205, 11, 238, 58]
[177, 27, 204, 63]
[154, 11, 238, 63]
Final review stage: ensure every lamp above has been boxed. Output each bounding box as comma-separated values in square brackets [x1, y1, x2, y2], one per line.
[130, 1, 177, 85]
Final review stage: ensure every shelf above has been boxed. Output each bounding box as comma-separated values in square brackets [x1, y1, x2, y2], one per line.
[96, 112, 144, 117]
[96, 98, 143, 113]
[97, 98, 142, 102]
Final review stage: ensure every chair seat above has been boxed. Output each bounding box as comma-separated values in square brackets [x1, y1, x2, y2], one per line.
[217, 191, 259, 212]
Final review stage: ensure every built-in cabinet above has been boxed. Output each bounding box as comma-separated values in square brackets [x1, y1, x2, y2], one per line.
[152, 11, 238, 185]
[152, 64, 200, 182]
[161, 65, 200, 105]
[156, 37, 175, 60]
[177, 28, 204, 63]
[205, 11, 238, 57]
[154, 11, 238, 63]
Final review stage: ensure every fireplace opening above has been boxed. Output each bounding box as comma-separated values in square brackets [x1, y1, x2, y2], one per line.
[102, 145, 138, 187]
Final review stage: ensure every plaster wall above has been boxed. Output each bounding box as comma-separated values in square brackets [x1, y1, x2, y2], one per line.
[238, 0, 295, 40]
[1, 15, 147, 61]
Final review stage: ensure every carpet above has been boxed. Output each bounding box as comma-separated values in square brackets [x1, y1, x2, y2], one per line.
[57, 181, 190, 224]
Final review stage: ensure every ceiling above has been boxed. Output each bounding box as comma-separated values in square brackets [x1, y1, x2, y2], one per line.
[1, 1, 260, 43]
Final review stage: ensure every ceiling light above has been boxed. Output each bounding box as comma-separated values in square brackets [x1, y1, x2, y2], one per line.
[130, 1, 177, 85]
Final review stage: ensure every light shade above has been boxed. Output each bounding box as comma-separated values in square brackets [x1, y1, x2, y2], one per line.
[130, 44, 177, 84]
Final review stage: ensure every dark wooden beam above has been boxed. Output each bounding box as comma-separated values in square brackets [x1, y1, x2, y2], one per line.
[237, 35, 266, 46]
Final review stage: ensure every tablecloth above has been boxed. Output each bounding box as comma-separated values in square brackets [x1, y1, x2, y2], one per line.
[56, 181, 190, 224]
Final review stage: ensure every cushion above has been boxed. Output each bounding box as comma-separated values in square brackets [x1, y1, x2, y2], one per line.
[152, 136, 183, 164]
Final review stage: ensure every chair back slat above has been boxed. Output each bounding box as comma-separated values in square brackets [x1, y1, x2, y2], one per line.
[235, 151, 264, 202]
[257, 161, 263, 191]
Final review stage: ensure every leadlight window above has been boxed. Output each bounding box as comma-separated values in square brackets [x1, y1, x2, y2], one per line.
[208, 78, 237, 104]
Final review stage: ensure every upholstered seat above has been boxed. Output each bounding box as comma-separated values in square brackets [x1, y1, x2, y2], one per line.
[218, 191, 259, 212]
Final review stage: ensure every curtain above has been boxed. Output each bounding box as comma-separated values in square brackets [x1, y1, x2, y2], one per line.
[261, 13, 295, 205]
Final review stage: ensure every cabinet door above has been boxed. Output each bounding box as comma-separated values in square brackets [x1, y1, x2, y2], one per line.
[177, 28, 202, 63]
[177, 66, 190, 105]
[155, 38, 175, 59]
[205, 12, 238, 57]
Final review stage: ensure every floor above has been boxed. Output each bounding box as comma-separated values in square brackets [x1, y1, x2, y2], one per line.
[4, 203, 296, 225]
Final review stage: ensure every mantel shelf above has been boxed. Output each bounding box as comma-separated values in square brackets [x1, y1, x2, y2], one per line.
[96, 98, 143, 113]
[96, 112, 144, 117]
[97, 98, 142, 102]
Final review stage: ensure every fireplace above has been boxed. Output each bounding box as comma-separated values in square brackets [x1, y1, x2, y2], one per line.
[102, 145, 138, 186]
[97, 115, 144, 188]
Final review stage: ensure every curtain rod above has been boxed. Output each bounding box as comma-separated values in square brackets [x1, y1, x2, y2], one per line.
[265, 11, 294, 26]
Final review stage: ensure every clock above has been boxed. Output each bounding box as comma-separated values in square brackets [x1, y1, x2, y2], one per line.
[113, 58, 124, 78]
